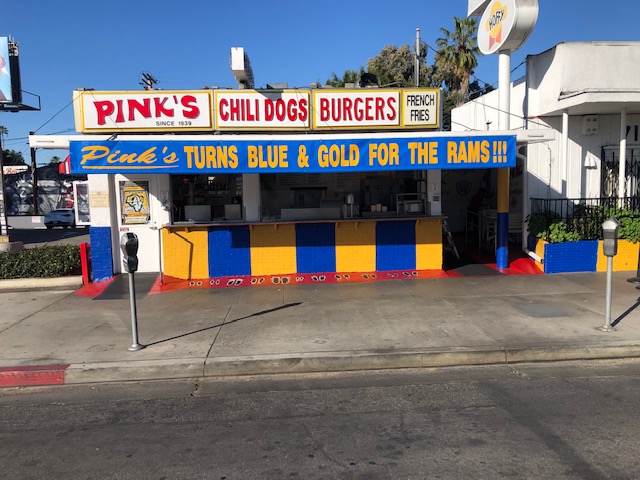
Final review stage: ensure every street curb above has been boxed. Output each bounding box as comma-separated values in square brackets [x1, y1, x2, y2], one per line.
[204, 348, 507, 376]
[506, 344, 640, 363]
[4, 344, 640, 387]
[203, 344, 640, 377]
[0, 276, 83, 292]
[63, 358, 205, 385]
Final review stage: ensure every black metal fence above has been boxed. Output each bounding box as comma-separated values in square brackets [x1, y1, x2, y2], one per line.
[529, 197, 640, 241]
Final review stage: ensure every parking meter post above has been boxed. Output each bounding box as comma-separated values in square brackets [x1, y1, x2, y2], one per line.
[599, 218, 619, 332]
[120, 232, 144, 351]
[127, 271, 143, 351]
[601, 256, 614, 331]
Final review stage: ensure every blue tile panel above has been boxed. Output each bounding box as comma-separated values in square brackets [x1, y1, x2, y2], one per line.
[208, 225, 252, 277]
[375, 220, 417, 271]
[89, 226, 113, 282]
[295, 223, 336, 273]
[544, 240, 598, 274]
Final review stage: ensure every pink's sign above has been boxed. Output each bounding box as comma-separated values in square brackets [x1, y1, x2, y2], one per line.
[75, 90, 213, 132]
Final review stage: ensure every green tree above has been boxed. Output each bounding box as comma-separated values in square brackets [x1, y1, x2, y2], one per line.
[49, 155, 61, 165]
[325, 68, 364, 87]
[367, 43, 434, 88]
[326, 42, 436, 89]
[2, 149, 26, 166]
[0, 127, 26, 166]
[434, 16, 480, 106]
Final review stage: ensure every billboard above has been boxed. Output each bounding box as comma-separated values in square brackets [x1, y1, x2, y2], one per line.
[0, 37, 12, 103]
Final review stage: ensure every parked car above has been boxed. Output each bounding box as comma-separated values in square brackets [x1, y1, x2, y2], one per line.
[44, 209, 76, 229]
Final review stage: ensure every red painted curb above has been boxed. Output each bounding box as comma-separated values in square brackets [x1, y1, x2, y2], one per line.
[0, 364, 69, 388]
[74, 277, 115, 297]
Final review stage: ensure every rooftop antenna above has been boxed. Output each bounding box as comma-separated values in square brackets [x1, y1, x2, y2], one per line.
[140, 72, 158, 90]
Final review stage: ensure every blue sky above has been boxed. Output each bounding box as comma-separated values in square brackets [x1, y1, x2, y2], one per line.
[2, 0, 636, 164]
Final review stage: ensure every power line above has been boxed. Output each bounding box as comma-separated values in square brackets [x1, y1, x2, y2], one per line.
[451, 120, 480, 131]
[32, 90, 84, 134]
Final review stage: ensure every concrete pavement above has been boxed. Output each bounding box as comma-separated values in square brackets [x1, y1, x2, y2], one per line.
[2, 271, 640, 387]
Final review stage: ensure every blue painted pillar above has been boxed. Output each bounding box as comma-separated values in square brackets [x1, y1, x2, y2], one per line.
[496, 169, 509, 269]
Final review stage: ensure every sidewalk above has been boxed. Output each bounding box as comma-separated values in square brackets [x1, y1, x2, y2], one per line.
[1, 271, 640, 387]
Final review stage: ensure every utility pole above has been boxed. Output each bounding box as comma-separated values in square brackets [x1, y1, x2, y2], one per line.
[30, 131, 38, 216]
[140, 72, 158, 90]
[0, 131, 8, 239]
[415, 28, 420, 88]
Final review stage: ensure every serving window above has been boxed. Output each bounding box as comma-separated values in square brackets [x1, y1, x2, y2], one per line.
[260, 171, 420, 221]
[171, 174, 242, 222]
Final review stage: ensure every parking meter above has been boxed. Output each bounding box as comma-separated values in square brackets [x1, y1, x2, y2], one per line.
[120, 232, 143, 350]
[600, 218, 619, 332]
[602, 218, 620, 257]
[120, 232, 139, 273]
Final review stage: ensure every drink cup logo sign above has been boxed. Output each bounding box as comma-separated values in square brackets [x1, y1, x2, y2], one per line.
[477, 0, 539, 55]
[486, 1, 507, 49]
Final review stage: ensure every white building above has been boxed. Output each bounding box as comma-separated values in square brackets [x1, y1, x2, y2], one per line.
[453, 42, 640, 217]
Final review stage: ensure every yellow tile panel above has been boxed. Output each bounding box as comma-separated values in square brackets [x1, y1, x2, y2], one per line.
[335, 222, 376, 272]
[415, 218, 443, 270]
[596, 239, 640, 272]
[162, 228, 209, 280]
[535, 238, 547, 261]
[250, 224, 297, 275]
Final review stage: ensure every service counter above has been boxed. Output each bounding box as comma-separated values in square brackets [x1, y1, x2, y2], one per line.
[161, 215, 445, 286]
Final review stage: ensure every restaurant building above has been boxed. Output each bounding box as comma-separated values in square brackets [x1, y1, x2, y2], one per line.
[30, 83, 537, 288]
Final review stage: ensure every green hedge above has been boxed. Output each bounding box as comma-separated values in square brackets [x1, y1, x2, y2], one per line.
[527, 207, 640, 244]
[0, 245, 81, 279]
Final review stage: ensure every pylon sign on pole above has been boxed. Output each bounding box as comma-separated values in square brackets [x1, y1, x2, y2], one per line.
[473, 0, 539, 54]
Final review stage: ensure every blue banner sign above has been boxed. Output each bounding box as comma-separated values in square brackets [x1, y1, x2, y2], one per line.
[69, 135, 516, 174]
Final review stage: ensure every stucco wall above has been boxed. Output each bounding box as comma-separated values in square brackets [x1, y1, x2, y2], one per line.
[453, 42, 640, 204]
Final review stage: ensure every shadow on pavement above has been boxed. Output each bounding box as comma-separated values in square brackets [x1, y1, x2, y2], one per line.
[145, 302, 302, 347]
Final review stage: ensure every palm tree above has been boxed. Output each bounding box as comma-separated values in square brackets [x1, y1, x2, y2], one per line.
[0, 125, 7, 145]
[435, 17, 480, 106]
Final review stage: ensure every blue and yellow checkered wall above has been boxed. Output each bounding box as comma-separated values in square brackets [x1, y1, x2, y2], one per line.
[162, 219, 443, 280]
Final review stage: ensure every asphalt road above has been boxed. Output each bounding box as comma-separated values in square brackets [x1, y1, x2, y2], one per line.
[2, 360, 640, 479]
[7, 227, 90, 248]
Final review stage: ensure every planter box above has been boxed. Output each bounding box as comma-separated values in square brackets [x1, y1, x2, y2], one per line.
[596, 239, 640, 272]
[542, 239, 598, 274]
[529, 236, 639, 274]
